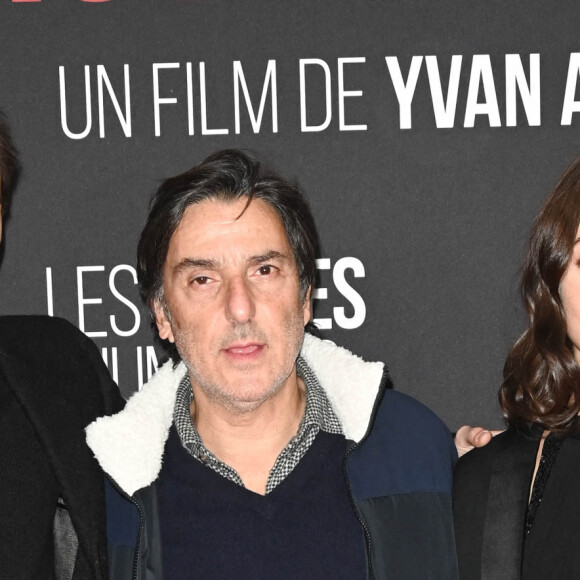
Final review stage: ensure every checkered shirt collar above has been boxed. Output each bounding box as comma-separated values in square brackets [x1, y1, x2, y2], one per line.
[172, 356, 343, 492]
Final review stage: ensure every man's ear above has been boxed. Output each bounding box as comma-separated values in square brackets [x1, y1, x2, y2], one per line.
[302, 285, 312, 325]
[153, 299, 175, 343]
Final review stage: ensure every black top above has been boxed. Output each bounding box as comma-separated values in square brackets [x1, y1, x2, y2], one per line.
[524, 433, 563, 537]
[454, 425, 580, 580]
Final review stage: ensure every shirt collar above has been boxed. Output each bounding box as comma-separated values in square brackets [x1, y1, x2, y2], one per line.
[173, 356, 343, 457]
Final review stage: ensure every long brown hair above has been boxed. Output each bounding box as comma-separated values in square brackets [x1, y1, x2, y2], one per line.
[500, 156, 580, 434]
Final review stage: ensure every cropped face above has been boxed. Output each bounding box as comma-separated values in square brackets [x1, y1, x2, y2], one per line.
[154, 197, 311, 413]
[561, 223, 580, 363]
[0, 173, 3, 241]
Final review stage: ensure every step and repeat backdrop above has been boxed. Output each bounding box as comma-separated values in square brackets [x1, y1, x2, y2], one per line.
[1, 0, 579, 429]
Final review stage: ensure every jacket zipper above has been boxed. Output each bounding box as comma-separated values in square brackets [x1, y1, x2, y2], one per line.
[343, 368, 389, 580]
[105, 474, 145, 580]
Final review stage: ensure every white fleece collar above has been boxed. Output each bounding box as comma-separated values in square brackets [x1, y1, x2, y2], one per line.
[86, 333, 385, 496]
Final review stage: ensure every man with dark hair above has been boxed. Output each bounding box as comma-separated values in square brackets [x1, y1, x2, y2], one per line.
[87, 149, 460, 579]
[0, 112, 124, 579]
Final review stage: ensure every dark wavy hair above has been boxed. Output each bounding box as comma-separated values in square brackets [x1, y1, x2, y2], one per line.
[0, 112, 19, 215]
[500, 155, 580, 434]
[137, 149, 320, 362]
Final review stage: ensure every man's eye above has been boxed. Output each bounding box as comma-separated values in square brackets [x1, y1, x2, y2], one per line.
[258, 265, 273, 275]
[192, 276, 210, 285]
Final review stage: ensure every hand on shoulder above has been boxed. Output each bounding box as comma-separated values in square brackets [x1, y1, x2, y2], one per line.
[454, 426, 503, 458]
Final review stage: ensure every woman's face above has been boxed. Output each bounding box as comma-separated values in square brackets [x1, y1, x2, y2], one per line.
[561, 223, 580, 363]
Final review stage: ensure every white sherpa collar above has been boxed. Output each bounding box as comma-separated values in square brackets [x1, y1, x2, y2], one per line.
[86, 333, 385, 496]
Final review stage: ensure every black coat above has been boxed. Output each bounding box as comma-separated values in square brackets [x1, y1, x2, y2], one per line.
[0, 316, 124, 580]
[453, 425, 580, 580]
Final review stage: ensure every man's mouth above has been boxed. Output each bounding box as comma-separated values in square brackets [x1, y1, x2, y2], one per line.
[223, 342, 265, 359]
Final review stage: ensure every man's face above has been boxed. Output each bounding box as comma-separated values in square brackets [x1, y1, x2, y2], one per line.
[154, 197, 311, 413]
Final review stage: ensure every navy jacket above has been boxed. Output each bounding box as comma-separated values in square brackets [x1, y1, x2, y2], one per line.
[87, 333, 458, 579]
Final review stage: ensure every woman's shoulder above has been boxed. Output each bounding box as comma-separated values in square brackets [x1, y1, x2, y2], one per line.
[456, 429, 511, 473]
[455, 426, 537, 481]
[453, 426, 544, 503]
[453, 425, 543, 579]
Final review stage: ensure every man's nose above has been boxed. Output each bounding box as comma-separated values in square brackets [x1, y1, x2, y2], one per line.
[225, 277, 256, 323]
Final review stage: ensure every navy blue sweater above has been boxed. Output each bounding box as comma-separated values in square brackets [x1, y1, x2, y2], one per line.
[157, 425, 367, 579]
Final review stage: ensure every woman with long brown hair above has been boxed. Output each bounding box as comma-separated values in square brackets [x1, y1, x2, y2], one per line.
[453, 155, 580, 580]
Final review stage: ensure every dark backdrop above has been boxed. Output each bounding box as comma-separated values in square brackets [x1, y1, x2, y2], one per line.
[2, 0, 580, 430]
